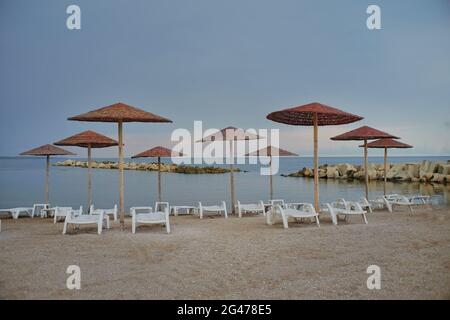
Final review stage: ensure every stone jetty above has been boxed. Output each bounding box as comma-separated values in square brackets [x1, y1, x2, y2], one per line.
[54, 159, 241, 174]
[283, 160, 450, 184]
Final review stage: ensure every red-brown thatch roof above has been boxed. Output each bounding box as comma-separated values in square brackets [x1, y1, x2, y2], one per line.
[20, 144, 75, 156]
[54, 130, 118, 149]
[266, 102, 363, 126]
[200, 126, 261, 142]
[360, 138, 413, 149]
[68, 102, 172, 123]
[331, 126, 399, 141]
[245, 146, 298, 157]
[131, 146, 182, 158]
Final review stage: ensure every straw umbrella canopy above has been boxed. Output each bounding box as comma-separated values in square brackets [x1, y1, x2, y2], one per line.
[54, 130, 118, 210]
[359, 138, 412, 195]
[267, 102, 363, 211]
[19, 144, 75, 204]
[331, 126, 399, 200]
[68, 102, 172, 228]
[200, 126, 260, 213]
[131, 146, 182, 202]
[246, 146, 298, 200]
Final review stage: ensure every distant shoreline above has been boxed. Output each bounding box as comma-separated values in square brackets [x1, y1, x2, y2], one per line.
[53, 159, 243, 174]
[283, 160, 450, 184]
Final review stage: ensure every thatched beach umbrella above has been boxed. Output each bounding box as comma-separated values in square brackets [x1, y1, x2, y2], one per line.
[360, 138, 412, 195]
[131, 146, 182, 202]
[19, 144, 75, 204]
[68, 102, 172, 227]
[267, 102, 363, 211]
[200, 126, 260, 213]
[246, 146, 298, 200]
[331, 126, 399, 200]
[54, 130, 118, 209]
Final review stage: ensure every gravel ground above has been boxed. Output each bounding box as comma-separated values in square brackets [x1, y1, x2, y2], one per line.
[0, 208, 449, 299]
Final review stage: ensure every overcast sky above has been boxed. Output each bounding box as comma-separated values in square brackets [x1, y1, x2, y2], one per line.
[1, 0, 449, 157]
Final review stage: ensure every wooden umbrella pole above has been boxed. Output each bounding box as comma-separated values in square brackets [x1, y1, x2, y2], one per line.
[364, 139, 369, 200]
[230, 140, 236, 214]
[118, 120, 125, 228]
[313, 114, 319, 212]
[269, 156, 273, 200]
[157, 156, 162, 202]
[87, 144, 92, 211]
[384, 147, 388, 196]
[45, 155, 50, 204]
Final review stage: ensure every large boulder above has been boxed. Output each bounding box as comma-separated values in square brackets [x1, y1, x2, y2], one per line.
[431, 173, 445, 183]
[367, 169, 378, 180]
[406, 163, 419, 178]
[386, 163, 405, 179]
[318, 169, 327, 178]
[395, 171, 412, 181]
[440, 164, 450, 175]
[420, 160, 438, 177]
[303, 168, 312, 177]
[326, 166, 337, 179]
[337, 163, 357, 176]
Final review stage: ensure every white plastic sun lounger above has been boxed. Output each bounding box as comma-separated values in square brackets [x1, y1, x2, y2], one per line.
[0, 207, 33, 219]
[170, 205, 198, 216]
[236, 200, 265, 218]
[131, 202, 170, 234]
[63, 209, 109, 235]
[263, 199, 286, 214]
[357, 198, 373, 213]
[198, 201, 228, 219]
[382, 195, 416, 213]
[54, 206, 81, 223]
[90, 204, 118, 222]
[321, 200, 368, 225]
[267, 202, 320, 229]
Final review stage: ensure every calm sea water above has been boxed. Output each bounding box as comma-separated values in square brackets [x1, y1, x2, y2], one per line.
[0, 156, 448, 210]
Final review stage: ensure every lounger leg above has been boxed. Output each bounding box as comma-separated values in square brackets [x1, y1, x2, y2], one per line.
[331, 212, 338, 225]
[224, 209, 228, 219]
[266, 211, 272, 225]
[132, 218, 136, 234]
[282, 215, 288, 229]
[98, 222, 102, 235]
[315, 215, 320, 227]
[362, 213, 368, 224]
[63, 220, 68, 235]
[166, 220, 171, 234]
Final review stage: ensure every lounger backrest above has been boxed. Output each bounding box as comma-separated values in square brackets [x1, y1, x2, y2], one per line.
[358, 198, 370, 206]
[270, 199, 285, 208]
[131, 207, 152, 214]
[347, 201, 364, 212]
[32, 204, 48, 217]
[155, 202, 169, 213]
[395, 196, 410, 204]
[287, 203, 316, 213]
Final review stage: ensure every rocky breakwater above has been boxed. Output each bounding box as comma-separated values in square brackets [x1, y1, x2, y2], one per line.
[282, 160, 450, 184]
[54, 159, 241, 174]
